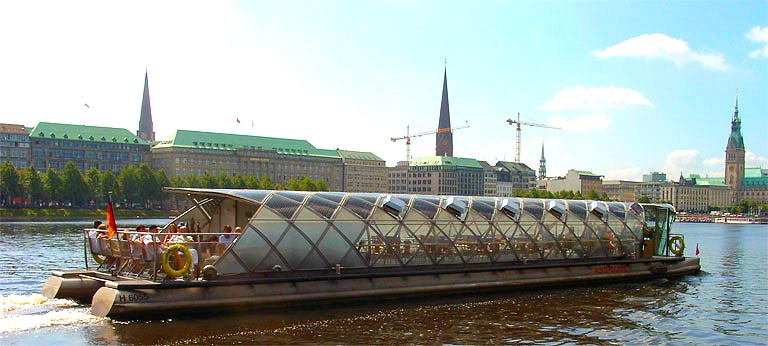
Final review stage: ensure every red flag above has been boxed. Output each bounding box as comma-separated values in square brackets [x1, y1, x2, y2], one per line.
[695, 243, 700, 256]
[236, 118, 240, 124]
[106, 201, 117, 239]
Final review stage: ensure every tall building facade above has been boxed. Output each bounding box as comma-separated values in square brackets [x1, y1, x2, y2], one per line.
[435, 68, 453, 157]
[30, 122, 149, 172]
[150, 130, 344, 191]
[0, 124, 31, 168]
[495, 161, 536, 196]
[388, 156, 485, 196]
[137, 71, 155, 142]
[540, 169, 604, 195]
[337, 149, 388, 193]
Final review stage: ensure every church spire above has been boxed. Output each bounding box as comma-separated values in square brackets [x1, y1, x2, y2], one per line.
[538, 142, 547, 179]
[435, 66, 453, 156]
[137, 70, 155, 142]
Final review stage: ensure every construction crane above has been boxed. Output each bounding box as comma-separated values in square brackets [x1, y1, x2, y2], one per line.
[391, 121, 470, 163]
[506, 112, 560, 163]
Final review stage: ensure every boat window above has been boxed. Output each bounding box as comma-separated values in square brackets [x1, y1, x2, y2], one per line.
[522, 199, 544, 220]
[411, 197, 439, 219]
[343, 196, 375, 219]
[305, 194, 339, 219]
[230, 190, 270, 204]
[265, 194, 301, 219]
[654, 208, 670, 256]
[470, 198, 495, 220]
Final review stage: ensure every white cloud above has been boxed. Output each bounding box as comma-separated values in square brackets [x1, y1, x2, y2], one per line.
[662, 149, 701, 177]
[542, 86, 651, 111]
[746, 26, 768, 58]
[593, 33, 728, 70]
[703, 157, 724, 167]
[548, 113, 611, 133]
[746, 150, 768, 166]
[605, 167, 641, 181]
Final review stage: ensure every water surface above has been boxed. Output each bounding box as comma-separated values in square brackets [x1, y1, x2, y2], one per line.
[0, 221, 766, 345]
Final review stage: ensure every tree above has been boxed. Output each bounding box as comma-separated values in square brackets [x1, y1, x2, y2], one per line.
[200, 172, 218, 188]
[186, 174, 200, 188]
[137, 163, 159, 208]
[99, 170, 119, 202]
[230, 174, 247, 189]
[61, 161, 88, 207]
[217, 173, 232, 189]
[586, 189, 599, 201]
[118, 165, 139, 207]
[86, 167, 101, 204]
[0, 162, 20, 206]
[638, 195, 651, 203]
[258, 176, 274, 189]
[314, 178, 328, 191]
[170, 175, 186, 188]
[44, 167, 63, 206]
[244, 175, 260, 189]
[156, 170, 171, 190]
[21, 166, 44, 207]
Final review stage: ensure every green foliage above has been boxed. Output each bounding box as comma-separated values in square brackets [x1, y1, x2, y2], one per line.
[44, 168, 63, 205]
[21, 166, 45, 206]
[0, 162, 21, 205]
[638, 195, 651, 203]
[118, 165, 140, 206]
[61, 162, 89, 207]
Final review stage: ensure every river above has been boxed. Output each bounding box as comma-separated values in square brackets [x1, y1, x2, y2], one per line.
[0, 220, 766, 345]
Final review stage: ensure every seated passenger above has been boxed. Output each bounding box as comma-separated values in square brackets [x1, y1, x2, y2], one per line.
[131, 224, 147, 242]
[217, 225, 239, 254]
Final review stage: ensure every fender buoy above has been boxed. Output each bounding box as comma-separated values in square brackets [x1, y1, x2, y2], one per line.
[668, 236, 685, 256]
[92, 252, 107, 264]
[162, 244, 192, 277]
[91, 240, 118, 264]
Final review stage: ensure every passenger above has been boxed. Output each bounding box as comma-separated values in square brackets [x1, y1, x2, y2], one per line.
[216, 225, 235, 255]
[163, 223, 178, 245]
[131, 224, 146, 242]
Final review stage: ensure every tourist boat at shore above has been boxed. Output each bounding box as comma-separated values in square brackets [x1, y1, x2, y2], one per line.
[43, 188, 700, 319]
[713, 216, 765, 224]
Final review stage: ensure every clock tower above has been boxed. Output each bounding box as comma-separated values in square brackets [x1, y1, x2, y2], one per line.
[724, 91, 744, 202]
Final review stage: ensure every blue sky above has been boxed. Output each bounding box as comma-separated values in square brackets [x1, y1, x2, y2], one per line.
[0, 0, 765, 181]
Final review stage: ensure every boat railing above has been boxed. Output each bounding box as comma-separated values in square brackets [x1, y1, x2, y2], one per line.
[84, 228, 240, 281]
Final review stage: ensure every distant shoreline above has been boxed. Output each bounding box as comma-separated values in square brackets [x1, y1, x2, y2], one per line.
[0, 208, 172, 221]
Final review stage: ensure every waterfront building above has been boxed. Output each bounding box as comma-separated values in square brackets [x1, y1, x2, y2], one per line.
[150, 130, 344, 190]
[137, 71, 155, 142]
[636, 181, 669, 203]
[387, 156, 485, 195]
[387, 162, 409, 193]
[479, 161, 497, 196]
[495, 161, 536, 196]
[541, 169, 604, 195]
[337, 149, 388, 193]
[538, 142, 546, 179]
[660, 174, 730, 212]
[0, 123, 31, 169]
[29, 122, 149, 172]
[741, 168, 768, 204]
[602, 180, 640, 202]
[435, 68, 453, 157]
[642, 171, 667, 183]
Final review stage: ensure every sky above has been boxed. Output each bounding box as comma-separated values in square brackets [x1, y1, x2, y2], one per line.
[0, 0, 766, 181]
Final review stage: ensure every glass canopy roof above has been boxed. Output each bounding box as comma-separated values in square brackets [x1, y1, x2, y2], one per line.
[166, 189, 648, 277]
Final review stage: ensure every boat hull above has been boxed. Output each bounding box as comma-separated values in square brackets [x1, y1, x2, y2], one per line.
[82, 257, 700, 318]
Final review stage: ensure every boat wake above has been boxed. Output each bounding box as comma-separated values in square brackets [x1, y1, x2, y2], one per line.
[0, 294, 103, 334]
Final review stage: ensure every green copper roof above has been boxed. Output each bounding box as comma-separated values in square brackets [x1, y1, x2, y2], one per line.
[744, 167, 765, 179]
[337, 149, 384, 161]
[693, 176, 727, 187]
[153, 129, 339, 158]
[574, 170, 602, 177]
[30, 122, 148, 145]
[410, 156, 482, 169]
